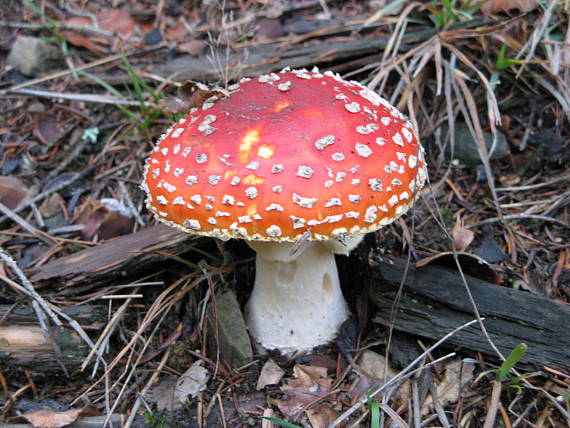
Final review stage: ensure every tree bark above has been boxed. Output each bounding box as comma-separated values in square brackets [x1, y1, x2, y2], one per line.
[368, 254, 570, 370]
[30, 224, 195, 293]
[0, 304, 107, 371]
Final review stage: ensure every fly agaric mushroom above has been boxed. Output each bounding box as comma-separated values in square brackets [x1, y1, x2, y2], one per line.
[142, 68, 427, 353]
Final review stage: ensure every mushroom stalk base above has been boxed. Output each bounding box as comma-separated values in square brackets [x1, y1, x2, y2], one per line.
[246, 241, 348, 353]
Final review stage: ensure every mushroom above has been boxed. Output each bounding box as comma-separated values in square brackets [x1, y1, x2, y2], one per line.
[142, 68, 427, 353]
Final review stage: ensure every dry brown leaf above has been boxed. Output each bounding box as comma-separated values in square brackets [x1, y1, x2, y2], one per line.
[257, 358, 285, 390]
[452, 221, 475, 251]
[306, 406, 338, 428]
[481, 0, 537, 14]
[63, 9, 141, 53]
[175, 360, 210, 401]
[289, 365, 332, 390]
[273, 364, 333, 416]
[16, 406, 100, 428]
[165, 20, 190, 41]
[34, 115, 64, 146]
[144, 376, 180, 411]
[176, 40, 208, 56]
[39, 193, 65, 219]
[355, 350, 410, 402]
[159, 81, 230, 114]
[77, 199, 134, 240]
[421, 358, 476, 413]
[95, 9, 138, 38]
[0, 176, 29, 210]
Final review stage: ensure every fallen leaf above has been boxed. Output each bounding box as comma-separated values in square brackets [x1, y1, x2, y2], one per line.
[416, 252, 497, 283]
[34, 115, 64, 146]
[0, 176, 29, 209]
[97, 9, 138, 38]
[11, 406, 100, 428]
[62, 9, 141, 53]
[159, 81, 230, 114]
[144, 363, 210, 412]
[144, 376, 179, 411]
[39, 193, 64, 219]
[355, 350, 410, 402]
[481, 0, 537, 14]
[273, 364, 333, 417]
[306, 406, 337, 428]
[175, 360, 210, 401]
[165, 20, 190, 41]
[421, 358, 475, 413]
[77, 199, 134, 240]
[452, 221, 474, 251]
[176, 39, 208, 56]
[257, 358, 285, 390]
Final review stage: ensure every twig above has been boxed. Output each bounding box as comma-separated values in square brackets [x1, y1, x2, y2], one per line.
[8, 87, 156, 107]
[0, 19, 116, 36]
[123, 347, 171, 428]
[0, 246, 61, 327]
[0, 200, 58, 246]
[380, 403, 409, 428]
[0, 52, 125, 95]
[496, 173, 570, 192]
[483, 380, 503, 428]
[429, 380, 452, 428]
[329, 319, 479, 427]
[466, 214, 569, 229]
[118, 181, 145, 226]
[0, 163, 97, 228]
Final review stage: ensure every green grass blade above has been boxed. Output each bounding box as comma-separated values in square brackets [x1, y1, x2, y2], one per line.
[497, 343, 527, 380]
[369, 400, 380, 428]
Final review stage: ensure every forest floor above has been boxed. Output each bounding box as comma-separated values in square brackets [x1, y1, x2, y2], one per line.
[0, 1, 569, 427]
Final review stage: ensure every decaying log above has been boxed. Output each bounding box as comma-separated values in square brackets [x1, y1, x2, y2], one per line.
[369, 255, 570, 370]
[94, 17, 489, 86]
[30, 224, 195, 292]
[0, 304, 107, 371]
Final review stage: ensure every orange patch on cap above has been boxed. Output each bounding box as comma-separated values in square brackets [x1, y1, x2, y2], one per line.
[239, 129, 260, 163]
[247, 204, 257, 217]
[243, 174, 265, 185]
[224, 169, 238, 179]
[257, 144, 275, 159]
[273, 100, 292, 112]
[303, 108, 326, 120]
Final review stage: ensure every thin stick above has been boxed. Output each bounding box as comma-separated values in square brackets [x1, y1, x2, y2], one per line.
[466, 214, 569, 229]
[9, 88, 156, 107]
[0, 19, 116, 36]
[0, 163, 98, 228]
[0, 247, 61, 327]
[0, 201, 58, 246]
[123, 348, 171, 428]
[0, 52, 125, 95]
[483, 380, 503, 428]
[329, 319, 480, 427]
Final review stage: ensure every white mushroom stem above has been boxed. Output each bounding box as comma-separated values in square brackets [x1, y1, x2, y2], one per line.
[245, 238, 362, 353]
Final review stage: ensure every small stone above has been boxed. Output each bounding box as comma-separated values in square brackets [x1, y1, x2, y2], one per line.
[208, 290, 252, 367]
[7, 36, 63, 77]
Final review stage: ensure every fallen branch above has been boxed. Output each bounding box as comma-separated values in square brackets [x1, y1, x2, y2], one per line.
[368, 255, 570, 370]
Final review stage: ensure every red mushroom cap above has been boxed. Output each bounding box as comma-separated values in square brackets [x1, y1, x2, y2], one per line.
[142, 68, 427, 242]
